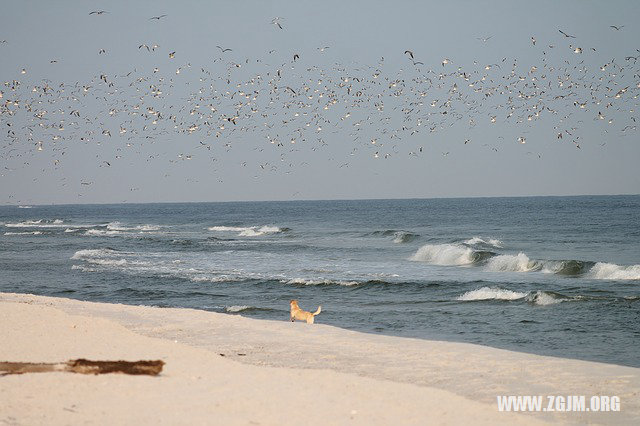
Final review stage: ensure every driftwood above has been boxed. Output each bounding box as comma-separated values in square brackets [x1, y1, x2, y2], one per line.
[0, 359, 165, 376]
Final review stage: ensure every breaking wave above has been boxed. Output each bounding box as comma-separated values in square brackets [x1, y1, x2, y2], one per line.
[410, 243, 493, 266]
[4, 231, 44, 235]
[485, 253, 540, 272]
[464, 236, 503, 248]
[106, 221, 161, 232]
[458, 287, 571, 305]
[208, 225, 289, 237]
[458, 287, 527, 301]
[284, 278, 360, 286]
[224, 305, 252, 313]
[5, 219, 65, 228]
[588, 262, 640, 280]
[369, 229, 419, 243]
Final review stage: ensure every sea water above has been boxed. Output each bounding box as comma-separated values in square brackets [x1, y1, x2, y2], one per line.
[1, 195, 638, 366]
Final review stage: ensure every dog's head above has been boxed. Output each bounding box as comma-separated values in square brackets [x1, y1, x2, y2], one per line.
[290, 300, 299, 309]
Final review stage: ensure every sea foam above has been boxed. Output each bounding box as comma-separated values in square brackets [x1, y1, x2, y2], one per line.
[410, 244, 475, 265]
[457, 287, 527, 301]
[588, 262, 640, 280]
[209, 225, 286, 237]
[464, 236, 503, 248]
[485, 253, 539, 272]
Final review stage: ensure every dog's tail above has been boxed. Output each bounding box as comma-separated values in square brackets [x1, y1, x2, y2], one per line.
[312, 306, 322, 316]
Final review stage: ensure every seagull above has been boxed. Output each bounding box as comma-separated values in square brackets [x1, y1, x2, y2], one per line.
[216, 46, 232, 53]
[476, 36, 492, 42]
[404, 50, 414, 59]
[558, 29, 576, 38]
[531, 36, 536, 46]
[271, 17, 284, 29]
[149, 15, 168, 20]
[610, 25, 624, 31]
[169, 51, 175, 58]
[293, 53, 300, 61]
[89, 11, 108, 15]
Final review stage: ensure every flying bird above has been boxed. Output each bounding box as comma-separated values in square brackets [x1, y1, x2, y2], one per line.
[216, 46, 232, 53]
[89, 11, 108, 15]
[610, 25, 624, 31]
[404, 50, 414, 59]
[271, 17, 284, 29]
[149, 15, 168, 20]
[558, 29, 576, 38]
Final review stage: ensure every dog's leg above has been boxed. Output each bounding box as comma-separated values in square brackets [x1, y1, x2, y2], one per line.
[307, 316, 314, 324]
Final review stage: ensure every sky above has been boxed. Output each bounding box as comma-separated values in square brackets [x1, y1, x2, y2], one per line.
[1, 0, 639, 205]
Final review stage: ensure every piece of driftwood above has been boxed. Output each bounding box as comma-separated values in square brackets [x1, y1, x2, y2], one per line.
[0, 359, 164, 376]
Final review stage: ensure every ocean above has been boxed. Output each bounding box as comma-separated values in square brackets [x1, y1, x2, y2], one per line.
[1, 196, 639, 367]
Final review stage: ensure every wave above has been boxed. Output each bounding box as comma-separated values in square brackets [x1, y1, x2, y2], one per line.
[588, 262, 640, 280]
[5, 219, 55, 228]
[457, 287, 527, 301]
[4, 219, 100, 230]
[208, 225, 289, 237]
[83, 229, 123, 237]
[224, 305, 252, 313]
[4, 231, 43, 235]
[393, 231, 419, 244]
[485, 253, 540, 272]
[284, 278, 360, 286]
[106, 221, 160, 232]
[524, 291, 568, 306]
[541, 260, 594, 276]
[458, 287, 571, 306]
[17, 205, 32, 208]
[464, 236, 503, 248]
[410, 243, 493, 266]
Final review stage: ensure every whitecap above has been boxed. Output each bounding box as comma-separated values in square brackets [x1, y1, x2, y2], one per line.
[457, 287, 527, 301]
[285, 278, 360, 286]
[465, 236, 503, 248]
[4, 231, 43, 236]
[410, 243, 475, 266]
[225, 305, 251, 313]
[485, 253, 539, 272]
[588, 262, 640, 280]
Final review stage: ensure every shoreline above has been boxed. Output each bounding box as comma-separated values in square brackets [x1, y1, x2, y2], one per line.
[1, 292, 638, 424]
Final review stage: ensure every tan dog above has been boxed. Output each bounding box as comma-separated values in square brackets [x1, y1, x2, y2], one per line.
[290, 300, 322, 324]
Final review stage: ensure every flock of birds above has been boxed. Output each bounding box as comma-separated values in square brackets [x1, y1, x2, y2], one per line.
[1, 12, 639, 199]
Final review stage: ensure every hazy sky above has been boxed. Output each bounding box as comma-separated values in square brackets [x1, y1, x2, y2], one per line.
[1, 0, 639, 205]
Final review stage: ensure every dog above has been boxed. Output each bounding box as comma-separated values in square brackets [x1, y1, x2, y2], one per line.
[290, 300, 322, 324]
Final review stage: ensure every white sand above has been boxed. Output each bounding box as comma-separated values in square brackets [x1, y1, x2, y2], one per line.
[1, 293, 637, 425]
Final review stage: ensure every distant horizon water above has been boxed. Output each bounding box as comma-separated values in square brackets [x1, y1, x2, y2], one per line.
[6, 191, 640, 208]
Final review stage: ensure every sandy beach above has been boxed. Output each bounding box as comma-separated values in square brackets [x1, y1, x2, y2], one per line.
[0, 292, 637, 425]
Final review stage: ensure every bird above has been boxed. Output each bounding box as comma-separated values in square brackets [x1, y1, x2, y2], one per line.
[558, 29, 576, 38]
[476, 36, 492, 42]
[149, 15, 168, 20]
[216, 46, 232, 53]
[531, 36, 536, 45]
[271, 17, 284, 29]
[404, 50, 414, 59]
[610, 25, 624, 31]
[89, 11, 108, 15]
[293, 54, 300, 61]
[169, 51, 175, 59]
